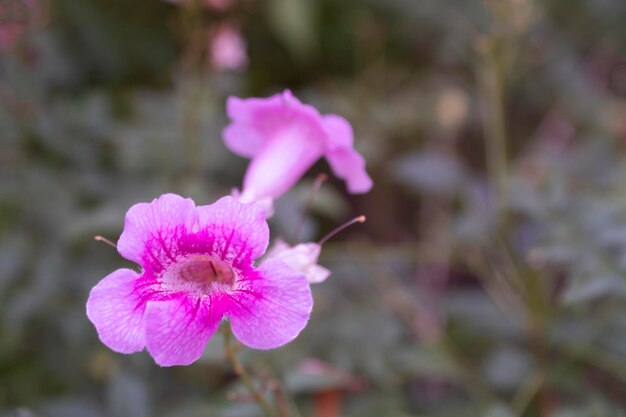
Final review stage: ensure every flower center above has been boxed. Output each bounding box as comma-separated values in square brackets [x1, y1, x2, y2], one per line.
[161, 255, 236, 294]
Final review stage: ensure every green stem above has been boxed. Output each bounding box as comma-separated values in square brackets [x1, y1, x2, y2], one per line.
[479, 38, 509, 218]
[222, 326, 280, 417]
[179, 0, 206, 181]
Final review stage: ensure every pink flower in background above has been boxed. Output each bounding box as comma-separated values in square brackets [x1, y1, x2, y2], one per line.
[86, 194, 312, 367]
[164, 0, 233, 10]
[223, 90, 373, 210]
[267, 240, 330, 284]
[205, 0, 233, 10]
[0, 23, 23, 51]
[210, 24, 247, 71]
[0, 0, 35, 52]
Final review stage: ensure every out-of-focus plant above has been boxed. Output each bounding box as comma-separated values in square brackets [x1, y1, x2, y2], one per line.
[2, 0, 626, 416]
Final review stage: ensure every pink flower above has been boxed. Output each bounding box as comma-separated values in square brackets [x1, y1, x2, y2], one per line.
[210, 24, 247, 71]
[0, 23, 23, 51]
[267, 240, 330, 284]
[205, 0, 233, 11]
[223, 90, 373, 208]
[86, 194, 313, 367]
[0, 0, 34, 52]
[265, 216, 366, 284]
[164, 0, 233, 10]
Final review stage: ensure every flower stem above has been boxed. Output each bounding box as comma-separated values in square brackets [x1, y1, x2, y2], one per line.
[477, 37, 508, 218]
[178, 0, 207, 183]
[222, 325, 280, 417]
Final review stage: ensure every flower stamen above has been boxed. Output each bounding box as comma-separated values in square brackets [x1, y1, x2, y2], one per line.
[163, 255, 237, 294]
[318, 215, 366, 246]
[94, 235, 117, 249]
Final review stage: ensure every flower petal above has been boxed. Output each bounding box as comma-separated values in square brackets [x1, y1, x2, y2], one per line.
[117, 194, 198, 273]
[267, 241, 330, 284]
[223, 122, 264, 158]
[223, 90, 373, 199]
[86, 269, 146, 354]
[145, 297, 222, 366]
[194, 196, 269, 267]
[241, 127, 324, 202]
[323, 114, 354, 148]
[226, 94, 281, 124]
[224, 91, 326, 203]
[223, 93, 288, 158]
[307, 265, 331, 284]
[227, 259, 313, 349]
[326, 147, 373, 194]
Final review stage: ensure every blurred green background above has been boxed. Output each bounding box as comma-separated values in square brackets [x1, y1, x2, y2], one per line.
[2, 0, 626, 416]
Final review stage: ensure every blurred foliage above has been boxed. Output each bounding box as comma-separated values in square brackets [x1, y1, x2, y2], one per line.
[2, 0, 626, 416]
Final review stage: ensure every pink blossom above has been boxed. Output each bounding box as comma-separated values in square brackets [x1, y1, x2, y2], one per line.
[205, 0, 233, 11]
[210, 24, 247, 71]
[86, 194, 313, 367]
[164, 0, 233, 10]
[265, 216, 366, 284]
[0, 0, 34, 52]
[267, 240, 330, 284]
[223, 90, 373, 208]
[0, 23, 23, 51]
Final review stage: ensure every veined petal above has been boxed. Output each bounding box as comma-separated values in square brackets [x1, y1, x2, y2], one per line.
[117, 194, 198, 273]
[86, 269, 147, 354]
[227, 259, 313, 349]
[193, 196, 269, 267]
[145, 297, 222, 366]
[326, 147, 373, 194]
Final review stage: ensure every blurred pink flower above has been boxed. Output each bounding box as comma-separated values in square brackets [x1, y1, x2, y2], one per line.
[86, 194, 312, 367]
[164, 0, 233, 10]
[0, 0, 35, 52]
[223, 90, 373, 210]
[210, 24, 247, 71]
[205, 0, 233, 10]
[267, 239, 330, 284]
[0, 23, 24, 51]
